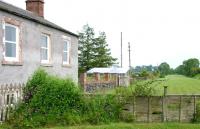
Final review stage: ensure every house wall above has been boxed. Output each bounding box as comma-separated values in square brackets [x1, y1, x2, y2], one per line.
[0, 11, 78, 84]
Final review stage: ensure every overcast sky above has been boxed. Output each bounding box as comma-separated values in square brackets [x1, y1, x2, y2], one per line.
[3, 0, 200, 68]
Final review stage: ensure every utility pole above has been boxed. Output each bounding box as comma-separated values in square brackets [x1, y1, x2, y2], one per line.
[121, 32, 123, 68]
[128, 42, 131, 69]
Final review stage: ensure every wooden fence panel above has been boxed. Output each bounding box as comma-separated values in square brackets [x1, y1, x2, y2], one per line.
[0, 83, 24, 122]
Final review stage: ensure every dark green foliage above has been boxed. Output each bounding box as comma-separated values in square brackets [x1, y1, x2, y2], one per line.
[8, 69, 82, 128]
[183, 58, 199, 77]
[175, 58, 200, 77]
[135, 80, 163, 96]
[158, 62, 171, 77]
[82, 95, 122, 124]
[139, 70, 150, 78]
[78, 24, 96, 74]
[133, 65, 158, 73]
[7, 69, 123, 128]
[93, 32, 117, 67]
[175, 65, 185, 75]
[78, 24, 117, 74]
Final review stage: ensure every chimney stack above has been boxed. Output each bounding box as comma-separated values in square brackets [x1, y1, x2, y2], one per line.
[26, 0, 44, 17]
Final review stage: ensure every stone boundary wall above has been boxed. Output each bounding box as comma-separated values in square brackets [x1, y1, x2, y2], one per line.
[79, 73, 129, 93]
[85, 81, 116, 93]
[123, 95, 200, 122]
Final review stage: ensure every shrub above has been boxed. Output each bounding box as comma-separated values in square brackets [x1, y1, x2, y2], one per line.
[7, 69, 123, 128]
[81, 94, 122, 124]
[8, 69, 82, 128]
[134, 80, 162, 96]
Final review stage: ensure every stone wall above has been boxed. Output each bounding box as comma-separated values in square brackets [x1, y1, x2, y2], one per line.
[85, 81, 116, 93]
[80, 73, 130, 93]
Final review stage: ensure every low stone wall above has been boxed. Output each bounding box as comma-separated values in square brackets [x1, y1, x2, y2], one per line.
[122, 95, 199, 122]
[85, 81, 116, 93]
[79, 73, 130, 93]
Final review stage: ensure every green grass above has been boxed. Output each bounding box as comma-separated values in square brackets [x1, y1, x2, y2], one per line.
[159, 75, 200, 95]
[97, 75, 200, 96]
[143, 75, 200, 95]
[38, 123, 200, 129]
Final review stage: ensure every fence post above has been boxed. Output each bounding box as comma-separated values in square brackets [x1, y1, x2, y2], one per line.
[179, 96, 182, 122]
[162, 96, 166, 122]
[80, 73, 87, 92]
[133, 96, 136, 120]
[147, 97, 151, 123]
[164, 86, 168, 96]
[162, 86, 168, 122]
[194, 96, 196, 120]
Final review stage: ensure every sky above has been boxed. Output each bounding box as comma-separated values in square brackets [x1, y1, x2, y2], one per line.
[3, 0, 200, 68]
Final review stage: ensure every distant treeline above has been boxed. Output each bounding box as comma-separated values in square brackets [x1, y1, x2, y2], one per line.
[131, 58, 200, 78]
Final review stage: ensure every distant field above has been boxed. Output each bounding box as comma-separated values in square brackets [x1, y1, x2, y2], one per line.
[102, 75, 200, 96]
[156, 75, 200, 95]
[39, 123, 200, 129]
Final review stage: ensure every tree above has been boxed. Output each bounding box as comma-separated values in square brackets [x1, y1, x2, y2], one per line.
[182, 58, 199, 77]
[175, 65, 185, 75]
[78, 24, 96, 73]
[78, 24, 117, 74]
[93, 32, 117, 67]
[158, 62, 170, 77]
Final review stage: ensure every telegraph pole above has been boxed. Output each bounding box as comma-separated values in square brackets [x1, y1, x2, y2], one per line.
[121, 32, 123, 68]
[128, 42, 131, 69]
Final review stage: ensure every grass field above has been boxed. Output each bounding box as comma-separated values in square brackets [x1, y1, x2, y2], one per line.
[38, 123, 200, 129]
[156, 75, 200, 95]
[104, 75, 200, 96]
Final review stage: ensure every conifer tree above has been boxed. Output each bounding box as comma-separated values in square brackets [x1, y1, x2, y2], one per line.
[94, 32, 117, 67]
[78, 25, 117, 74]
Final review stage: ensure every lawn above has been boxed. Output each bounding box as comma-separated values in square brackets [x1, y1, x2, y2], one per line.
[102, 75, 200, 96]
[157, 75, 200, 95]
[38, 123, 200, 129]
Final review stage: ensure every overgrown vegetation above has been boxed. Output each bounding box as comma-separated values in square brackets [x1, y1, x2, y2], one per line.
[6, 69, 123, 129]
[134, 79, 163, 96]
[193, 101, 200, 122]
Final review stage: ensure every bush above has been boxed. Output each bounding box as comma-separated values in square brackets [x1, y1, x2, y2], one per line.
[7, 69, 123, 128]
[134, 80, 163, 96]
[82, 95, 122, 124]
[7, 69, 82, 128]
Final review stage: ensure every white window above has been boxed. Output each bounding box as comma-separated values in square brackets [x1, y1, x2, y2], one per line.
[63, 40, 70, 65]
[3, 23, 19, 61]
[41, 34, 50, 63]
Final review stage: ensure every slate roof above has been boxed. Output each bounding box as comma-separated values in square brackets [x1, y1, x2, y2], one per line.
[0, 0, 78, 37]
[87, 67, 129, 74]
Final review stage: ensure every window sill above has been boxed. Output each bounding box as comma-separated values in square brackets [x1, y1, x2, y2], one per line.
[62, 64, 71, 68]
[40, 63, 53, 67]
[2, 60, 23, 66]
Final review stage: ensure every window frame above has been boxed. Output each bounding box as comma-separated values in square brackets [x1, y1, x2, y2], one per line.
[63, 39, 70, 65]
[3, 23, 19, 62]
[62, 36, 71, 66]
[40, 33, 51, 64]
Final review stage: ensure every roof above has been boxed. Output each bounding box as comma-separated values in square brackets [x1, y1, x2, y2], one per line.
[0, 0, 78, 37]
[87, 67, 129, 74]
